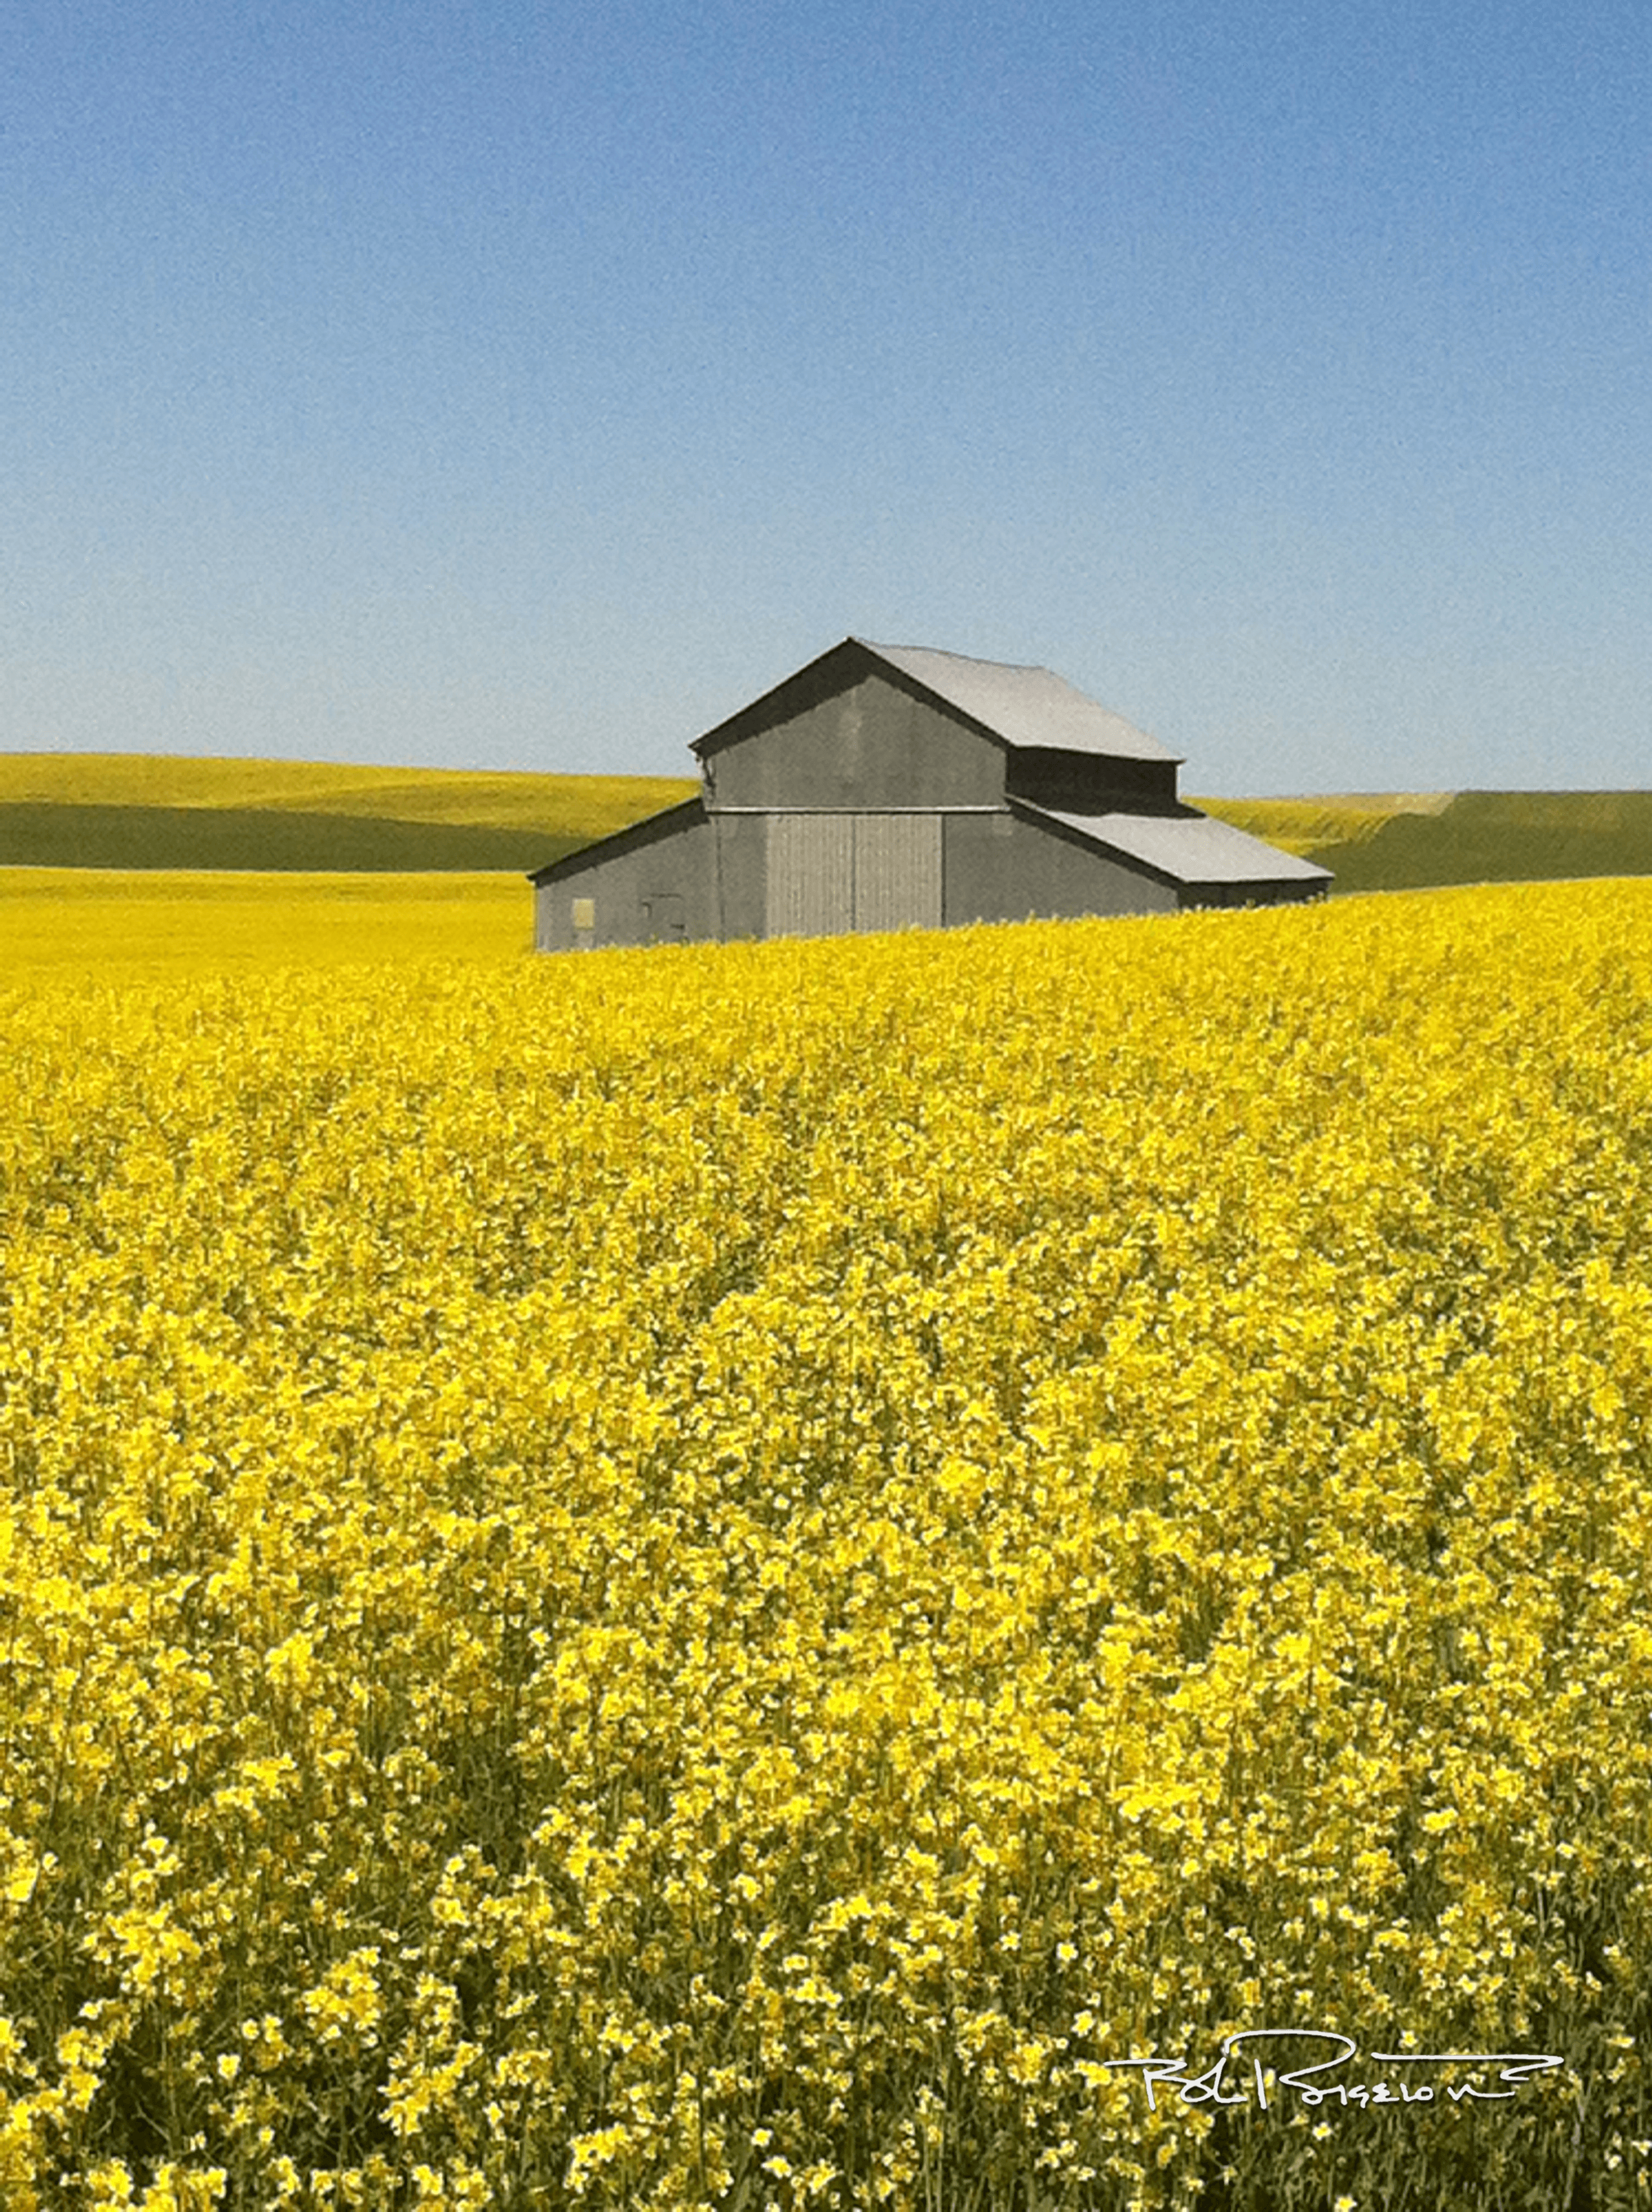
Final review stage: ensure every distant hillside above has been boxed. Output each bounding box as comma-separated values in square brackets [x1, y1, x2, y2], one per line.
[5, 758, 1647, 886]
[1304, 791, 1652, 891]
[0, 755, 698, 871]
[1189, 793, 1452, 857]
[1195, 790, 1652, 890]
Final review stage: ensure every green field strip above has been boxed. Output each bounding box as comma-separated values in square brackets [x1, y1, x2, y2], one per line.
[0, 804, 584, 873]
[1307, 790, 1652, 891]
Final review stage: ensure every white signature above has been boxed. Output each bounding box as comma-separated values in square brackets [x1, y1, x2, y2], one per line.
[1105, 2031, 1564, 2113]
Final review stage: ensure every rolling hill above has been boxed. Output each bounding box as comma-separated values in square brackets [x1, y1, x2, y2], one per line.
[0, 755, 697, 871]
[2, 755, 1649, 887]
[1194, 789, 1652, 889]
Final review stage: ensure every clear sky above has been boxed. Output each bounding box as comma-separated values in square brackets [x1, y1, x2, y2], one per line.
[3, 0, 1647, 792]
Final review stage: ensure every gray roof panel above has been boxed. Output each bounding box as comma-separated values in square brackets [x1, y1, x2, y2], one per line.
[1030, 806, 1334, 884]
[857, 640, 1181, 764]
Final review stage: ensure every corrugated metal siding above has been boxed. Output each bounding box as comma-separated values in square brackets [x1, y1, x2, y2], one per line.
[711, 675, 1003, 810]
[942, 811, 1178, 925]
[766, 814, 854, 937]
[854, 813, 942, 931]
[764, 813, 945, 938]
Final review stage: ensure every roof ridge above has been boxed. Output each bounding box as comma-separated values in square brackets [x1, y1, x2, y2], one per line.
[853, 635, 1051, 678]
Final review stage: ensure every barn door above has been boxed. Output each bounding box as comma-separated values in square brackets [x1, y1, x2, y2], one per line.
[853, 814, 942, 932]
[765, 815, 854, 938]
[765, 814, 943, 938]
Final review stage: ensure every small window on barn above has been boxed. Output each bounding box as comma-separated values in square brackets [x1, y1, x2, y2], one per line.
[571, 897, 595, 931]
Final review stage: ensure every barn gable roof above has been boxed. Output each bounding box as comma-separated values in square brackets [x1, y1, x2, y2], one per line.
[691, 636, 1181, 766]
[1019, 802, 1334, 887]
[858, 641, 1181, 764]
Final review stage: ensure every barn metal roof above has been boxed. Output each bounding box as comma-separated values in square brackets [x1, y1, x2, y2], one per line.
[857, 640, 1181, 764]
[1028, 806, 1334, 885]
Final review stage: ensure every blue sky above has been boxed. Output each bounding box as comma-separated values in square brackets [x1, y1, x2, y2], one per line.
[3, 1, 1647, 791]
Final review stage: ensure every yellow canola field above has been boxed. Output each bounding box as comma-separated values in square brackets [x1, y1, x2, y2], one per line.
[2, 882, 1650, 2211]
[0, 871, 531, 975]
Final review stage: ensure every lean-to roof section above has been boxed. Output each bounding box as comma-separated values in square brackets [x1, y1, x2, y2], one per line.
[1027, 805, 1335, 885]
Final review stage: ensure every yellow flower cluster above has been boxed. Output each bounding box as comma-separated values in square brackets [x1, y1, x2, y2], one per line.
[1, 881, 1649, 2210]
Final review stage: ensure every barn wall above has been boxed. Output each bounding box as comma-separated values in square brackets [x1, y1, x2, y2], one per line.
[942, 812, 1178, 925]
[534, 815, 719, 951]
[707, 673, 1003, 810]
[713, 812, 767, 939]
[1178, 877, 1328, 911]
[533, 808, 1321, 948]
[538, 808, 1188, 947]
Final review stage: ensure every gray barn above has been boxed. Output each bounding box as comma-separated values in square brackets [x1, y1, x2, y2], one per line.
[530, 638, 1330, 950]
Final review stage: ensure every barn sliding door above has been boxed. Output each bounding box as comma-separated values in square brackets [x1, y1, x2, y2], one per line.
[853, 814, 942, 933]
[765, 814, 942, 939]
[766, 814, 855, 937]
